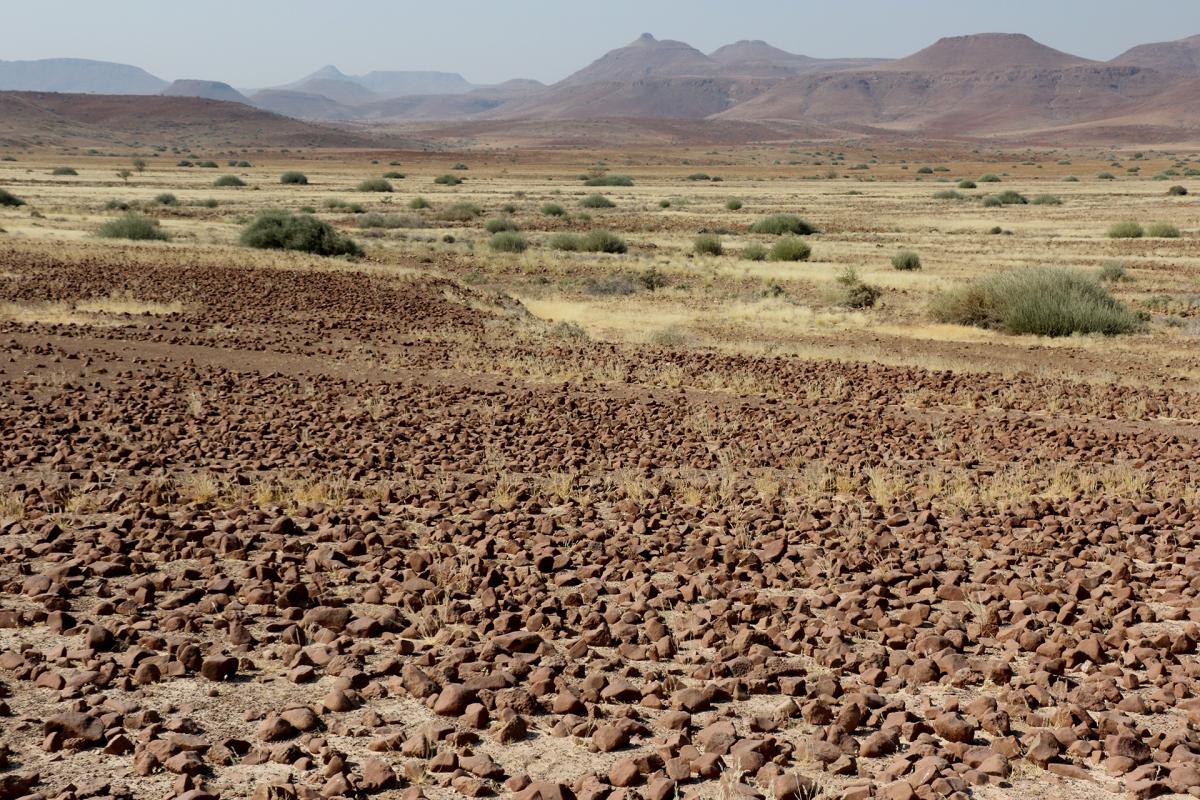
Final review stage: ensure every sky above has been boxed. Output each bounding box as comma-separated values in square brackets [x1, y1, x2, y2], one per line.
[5, 0, 1200, 88]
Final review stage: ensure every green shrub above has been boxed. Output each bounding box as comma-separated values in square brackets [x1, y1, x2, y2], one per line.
[547, 233, 581, 251]
[280, 171, 308, 185]
[357, 178, 393, 193]
[197, 161, 219, 168]
[891, 250, 921, 270]
[239, 210, 361, 256]
[580, 230, 627, 254]
[1062, 175, 1079, 182]
[0, 188, 24, 207]
[500, 203, 516, 214]
[540, 202, 566, 217]
[437, 202, 482, 221]
[1098, 260, 1130, 282]
[750, 213, 815, 235]
[1168, 185, 1188, 196]
[687, 172, 713, 181]
[659, 199, 671, 208]
[214, 175, 245, 187]
[957, 180, 976, 189]
[982, 195, 1003, 208]
[177, 160, 193, 167]
[382, 171, 405, 179]
[741, 243, 768, 262]
[638, 267, 667, 290]
[993, 190, 1028, 205]
[97, 212, 168, 241]
[485, 217, 518, 234]
[194, 198, 219, 209]
[1107, 221, 1144, 239]
[1031, 194, 1062, 205]
[408, 196, 431, 210]
[931, 268, 1141, 336]
[51, 167, 77, 176]
[103, 198, 131, 211]
[489, 231, 527, 252]
[1147, 222, 1180, 238]
[978, 174, 1001, 183]
[916, 166, 934, 174]
[324, 198, 365, 213]
[933, 190, 963, 200]
[451, 163, 469, 170]
[235, 160, 252, 168]
[768, 236, 811, 262]
[693, 234, 723, 256]
[725, 198, 743, 210]
[434, 174, 462, 185]
[580, 193, 615, 209]
[583, 174, 633, 187]
[359, 213, 422, 229]
[832, 268, 881, 309]
[1097, 172, 1116, 180]
[154, 193, 179, 206]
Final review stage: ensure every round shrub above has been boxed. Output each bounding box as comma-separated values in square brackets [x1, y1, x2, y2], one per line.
[993, 190, 1028, 205]
[1098, 260, 1130, 282]
[154, 193, 179, 206]
[581, 230, 627, 253]
[97, 212, 168, 241]
[197, 161, 219, 168]
[978, 174, 1001, 183]
[1167, 185, 1188, 196]
[489, 231, 527, 252]
[916, 166, 934, 174]
[0, 188, 24, 207]
[485, 217, 518, 234]
[768, 236, 811, 262]
[1146, 222, 1180, 238]
[933, 190, 963, 200]
[1031, 194, 1062, 205]
[931, 268, 1141, 336]
[693, 234, 723, 256]
[725, 198, 743, 211]
[540, 202, 566, 217]
[408, 196, 432, 210]
[547, 233, 581, 251]
[741, 243, 768, 262]
[280, 171, 308, 185]
[750, 214, 815, 235]
[957, 180, 976, 189]
[891, 250, 921, 270]
[214, 175, 245, 187]
[239, 210, 361, 257]
[357, 178, 393, 193]
[1097, 172, 1116, 180]
[583, 174, 633, 187]
[434, 174, 462, 185]
[437, 202, 482, 221]
[833, 268, 881, 309]
[580, 194, 615, 209]
[1107, 221, 1144, 239]
[382, 171, 405, 179]
[451, 163, 469, 170]
[51, 167, 77, 176]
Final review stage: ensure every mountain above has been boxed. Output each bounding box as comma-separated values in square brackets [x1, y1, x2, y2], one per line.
[884, 33, 1095, 72]
[161, 79, 249, 104]
[490, 76, 773, 120]
[248, 89, 361, 121]
[708, 40, 888, 76]
[0, 91, 375, 148]
[557, 33, 718, 85]
[276, 65, 475, 103]
[291, 77, 379, 105]
[0, 58, 167, 94]
[1111, 34, 1200, 74]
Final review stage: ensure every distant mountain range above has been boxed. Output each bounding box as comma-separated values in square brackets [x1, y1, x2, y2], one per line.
[6, 30, 1200, 143]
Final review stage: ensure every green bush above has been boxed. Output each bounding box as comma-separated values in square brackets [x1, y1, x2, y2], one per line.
[214, 175, 245, 187]
[239, 210, 361, 256]
[1097, 172, 1116, 180]
[832, 268, 881, 309]
[1146, 222, 1180, 238]
[933, 190, 963, 200]
[382, 171, 405, 179]
[540, 202, 566, 217]
[1098, 260, 1130, 282]
[51, 167, 77, 176]
[437, 202, 482, 221]
[97, 212, 168, 241]
[197, 161, 219, 168]
[451, 163, 469, 170]
[1107, 221, 1144, 239]
[580, 194, 615, 209]
[359, 213, 422, 229]
[725, 198, 743, 211]
[408, 196, 431, 210]
[978, 174, 1001, 183]
[583, 174, 633, 187]
[1031, 194, 1062, 205]
[931, 268, 1141, 336]
[489, 231, 527, 252]
[434, 174, 462, 185]
[194, 198, 219, 209]
[547, 233, 581, 251]
[1062, 175, 1079, 182]
[750, 214, 815, 235]
[581, 230, 627, 253]
[916, 166, 934, 174]
[324, 198, 365, 213]
[103, 199, 131, 211]
[0, 188, 24, 207]
[693, 234, 723, 256]
[687, 172, 713, 181]
[280, 171, 308, 185]
[357, 178, 393, 192]
[891, 250, 921, 270]
[177, 160, 193, 167]
[659, 199, 671, 208]
[154, 193, 179, 206]
[1167, 185, 1188, 196]
[485, 217, 518, 234]
[741, 243, 768, 262]
[957, 180, 976, 189]
[768, 236, 811, 262]
[993, 190, 1028, 205]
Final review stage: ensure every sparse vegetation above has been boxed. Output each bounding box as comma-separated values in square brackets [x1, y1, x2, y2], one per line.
[0, 188, 24, 207]
[957, 180, 976, 189]
[580, 230, 627, 254]
[580, 194, 616, 209]
[97, 212, 169, 241]
[693, 234, 723, 256]
[978, 174, 1001, 183]
[51, 167, 78, 176]
[382, 171, 405, 179]
[358, 213, 422, 229]
[1146, 222, 1181, 238]
[280, 171, 308, 185]
[1107, 221, 1144, 239]
[485, 217, 518, 234]
[547, 233, 581, 251]
[749, 214, 815, 235]
[934, 189, 964, 200]
[891, 250, 922, 270]
[437, 202, 483, 221]
[153, 193, 179, 206]
[768, 236, 811, 262]
[741, 243, 768, 262]
[239, 210, 361, 257]
[408, 196, 431, 210]
[214, 175, 246, 187]
[357, 178, 393, 193]
[434, 175, 463, 185]
[583, 175, 633, 187]
[832, 268, 881, 309]
[931, 268, 1141, 336]
[1167, 185, 1188, 196]
[1098, 260, 1130, 282]
[540, 203, 566, 217]
[1031, 194, 1062, 205]
[489, 231, 528, 252]
[725, 198, 743, 210]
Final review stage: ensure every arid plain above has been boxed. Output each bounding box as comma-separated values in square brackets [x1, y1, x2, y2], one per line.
[2, 142, 1200, 800]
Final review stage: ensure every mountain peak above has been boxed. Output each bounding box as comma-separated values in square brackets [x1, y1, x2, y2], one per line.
[1111, 33, 1200, 74]
[888, 32, 1095, 72]
[636, 33, 657, 43]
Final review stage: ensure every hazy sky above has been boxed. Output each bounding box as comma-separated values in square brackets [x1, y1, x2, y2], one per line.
[6, 0, 1200, 87]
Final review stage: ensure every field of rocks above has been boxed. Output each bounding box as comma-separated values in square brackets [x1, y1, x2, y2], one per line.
[1, 144, 1200, 800]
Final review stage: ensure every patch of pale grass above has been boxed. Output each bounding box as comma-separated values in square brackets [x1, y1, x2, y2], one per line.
[1, 295, 185, 327]
[73, 295, 185, 316]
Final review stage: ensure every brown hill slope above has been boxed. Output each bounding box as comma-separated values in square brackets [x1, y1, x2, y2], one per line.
[1111, 34, 1200, 74]
[488, 76, 776, 120]
[161, 79, 250, 104]
[0, 91, 372, 147]
[558, 33, 718, 85]
[248, 89, 361, 121]
[885, 33, 1095, 71]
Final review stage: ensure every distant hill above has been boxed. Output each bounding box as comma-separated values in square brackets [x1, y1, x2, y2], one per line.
[248, 89, 361, 121]
[276, 65, 476, 104]
[1111, 34, 1200, 74]
[558, 34, 718, 85]
[161, 79, 249, 104]
[884, 33, 1095, 72]
[708, 40, 889, 76]
[0, 58, 166, 94]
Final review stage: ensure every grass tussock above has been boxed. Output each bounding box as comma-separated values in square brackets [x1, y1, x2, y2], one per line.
[97, 213, 169, 241]
[489, 231, 528, 252]
[1107, 221, 1144, 239]
[583, 174, 633, 187]
[358, 213, 422, 229]
[750, 214, 815, 235]
[437, 202, 482, 221]
[693, 234, 723, 256]
[357, 178, 393, 193]
[580, 194, 615, 209]
[1146, 222, 1180, 238]
[485, 217, 518, 234]
[891, 250, 921, 270]
[768, 236, 811, 262]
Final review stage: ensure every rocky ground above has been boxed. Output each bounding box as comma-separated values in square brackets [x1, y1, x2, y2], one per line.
[2, 240, 1200, 800]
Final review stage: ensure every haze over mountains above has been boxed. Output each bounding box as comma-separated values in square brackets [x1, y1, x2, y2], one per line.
[6, 29, 1200, 143]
